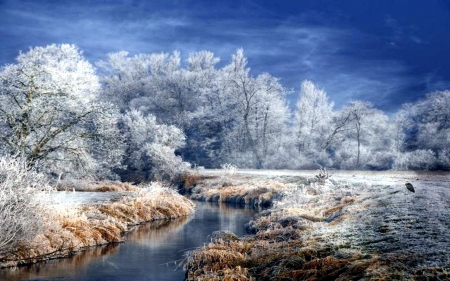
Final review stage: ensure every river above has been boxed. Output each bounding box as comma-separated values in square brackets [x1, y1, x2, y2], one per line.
[0, 201, 258, 281]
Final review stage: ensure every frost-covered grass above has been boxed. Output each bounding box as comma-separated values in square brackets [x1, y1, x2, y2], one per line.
[57, 178, 139, 192]
[185, 170, 450, 280]
[0, 182, 195, 268]
[188, 174, 302, 207]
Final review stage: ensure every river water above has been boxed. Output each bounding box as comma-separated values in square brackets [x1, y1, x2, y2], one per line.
[0, 201, 258, 281]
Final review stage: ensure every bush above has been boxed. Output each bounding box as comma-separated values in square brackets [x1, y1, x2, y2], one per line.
[393, 149, 437, 170]
[437, 148, 450, 170]
[220, 163, 238, 181]
[0, 157, 51, 254]
[120, 110, 190, 182]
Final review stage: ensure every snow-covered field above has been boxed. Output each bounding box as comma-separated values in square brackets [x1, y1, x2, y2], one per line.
[202, 168, 450, 185]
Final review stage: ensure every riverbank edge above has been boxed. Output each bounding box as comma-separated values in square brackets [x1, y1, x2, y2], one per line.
[183, 172, 450, 280]
[179, 172, 308, 208]
[0, 183, 195, 269]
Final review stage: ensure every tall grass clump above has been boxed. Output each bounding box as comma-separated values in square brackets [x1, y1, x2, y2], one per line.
[189, 171, 294, 207]
[98, 182, 195, 223]
[0, 157, 51, 254]
[56, 178, 139, 192]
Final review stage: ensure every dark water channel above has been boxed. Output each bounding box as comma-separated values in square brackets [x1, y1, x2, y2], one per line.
[0, 201, 258, 281]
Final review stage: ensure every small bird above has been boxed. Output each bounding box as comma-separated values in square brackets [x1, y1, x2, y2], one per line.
[405, 182, 415, 193]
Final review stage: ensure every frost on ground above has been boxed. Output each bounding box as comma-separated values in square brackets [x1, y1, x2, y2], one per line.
[285, 179, 450, 269]
[185, 169, 450, 280]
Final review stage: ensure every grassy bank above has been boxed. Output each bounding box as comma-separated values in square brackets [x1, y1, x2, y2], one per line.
[184, 172, 450, 280]
[182, 172, 308, 208]
[0, 182, 195, 268]
[56, 179, 140, 192]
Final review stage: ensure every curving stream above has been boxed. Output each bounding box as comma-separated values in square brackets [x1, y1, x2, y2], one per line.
[0, 201, 258, 281]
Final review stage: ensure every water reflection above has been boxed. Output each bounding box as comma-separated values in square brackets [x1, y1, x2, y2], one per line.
[0, 201, 257, 281]
[126, 216, 191, 248]
[0, 244, 119, 281]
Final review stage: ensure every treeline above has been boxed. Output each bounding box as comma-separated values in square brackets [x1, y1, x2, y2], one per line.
[0, 44, 448, 182]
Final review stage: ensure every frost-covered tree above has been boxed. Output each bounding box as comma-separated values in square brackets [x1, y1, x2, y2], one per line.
[394, 90, 450, 170]
[293, 80, 334, 167]
[98, 49, 292, 169]
[98, 50, 220, 128]
[96, 51, 154, 113]
[97, 50, 224, 167]
[220, 49, 290, 168]
[120, 110, 189, 181]
[331, 101, 394, 169]
[0, 44, 123, 177]
[148, 51, 219, 129]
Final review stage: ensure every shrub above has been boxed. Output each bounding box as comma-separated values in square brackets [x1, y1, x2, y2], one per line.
[437, 148, 450, 170]
[0, 157, 51, 254]
[120, 110, 190, 182]
[220, 163, 237, 182]
[393, 149, 437, 170]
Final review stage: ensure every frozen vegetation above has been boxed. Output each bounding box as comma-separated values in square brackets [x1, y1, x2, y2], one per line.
[0, 44, 448, 187]
[0, 43, 448, 279]
[184, 169, 450, 280]
[0, 158, 194, 268]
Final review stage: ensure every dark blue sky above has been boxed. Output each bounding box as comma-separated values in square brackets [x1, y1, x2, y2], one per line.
[1, 0, 450, 112]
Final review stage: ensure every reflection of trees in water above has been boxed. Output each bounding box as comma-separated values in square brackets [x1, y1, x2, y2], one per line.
[126, 216, 192, 247]
[184, 202, 258, 245]
[126, 203, 257, 248]
[215, 202, 259, 234]
[0, 243, 119, 281]
[202, 201, 260, 214]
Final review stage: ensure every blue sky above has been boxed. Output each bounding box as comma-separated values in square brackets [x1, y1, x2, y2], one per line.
[1, 0, 450, 112]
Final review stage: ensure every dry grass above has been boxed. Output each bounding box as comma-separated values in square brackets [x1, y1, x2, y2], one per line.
[189, 175, 302, 207]
[184, 240, 253, 280]
[0, 182, 194, 268]
[98, 184, 195, 223]
[180, 173, 202, 189]
[57, 179, 139, 192]
[185, 173, 450, 280]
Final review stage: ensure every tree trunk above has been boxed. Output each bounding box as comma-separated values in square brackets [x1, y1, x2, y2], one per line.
[244, 112, 262, 169]
[355, 119, 361, 169]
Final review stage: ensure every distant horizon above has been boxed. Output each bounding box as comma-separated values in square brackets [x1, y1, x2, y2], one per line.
[1, 0, 450, 113]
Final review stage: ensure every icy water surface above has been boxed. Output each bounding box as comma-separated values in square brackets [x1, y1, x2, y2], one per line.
[0, 201, 258, 281]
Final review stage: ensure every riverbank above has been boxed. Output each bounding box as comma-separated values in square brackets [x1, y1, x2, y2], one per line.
[0, 182, 195, 268]
[184, 170, 450, 280]
[181, 172, 309, 208]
